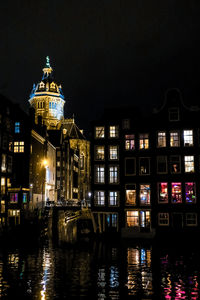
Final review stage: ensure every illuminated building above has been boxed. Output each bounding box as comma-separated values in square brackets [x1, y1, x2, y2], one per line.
[29, 57, 90, 205]
[91, 89, 200, 237]
[29, 56, 65, 130]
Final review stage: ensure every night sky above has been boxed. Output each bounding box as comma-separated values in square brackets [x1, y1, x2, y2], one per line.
[0, 0, 200, 131]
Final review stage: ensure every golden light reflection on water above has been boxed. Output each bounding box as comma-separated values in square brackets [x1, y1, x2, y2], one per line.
[126, 247, 153, 297]
[40, 249, 52, 300]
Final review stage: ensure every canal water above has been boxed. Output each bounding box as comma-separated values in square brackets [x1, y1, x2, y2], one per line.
[0, 235, 199, 299]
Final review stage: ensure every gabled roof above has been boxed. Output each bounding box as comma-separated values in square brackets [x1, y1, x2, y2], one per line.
[62, 119, 85, 140]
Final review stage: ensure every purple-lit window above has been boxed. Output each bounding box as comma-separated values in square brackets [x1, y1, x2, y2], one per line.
[158, 183, 168, 203]
[125, 135, 135, 150]
[171, 183, 182, 203]
[185, 182, 196, 203]
[10, 193, 18, 203]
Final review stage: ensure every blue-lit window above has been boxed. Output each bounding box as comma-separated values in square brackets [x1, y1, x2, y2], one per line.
[23, 193, 27, 204]
[49, 102, 52, 109]
[15, 122, 20, 133]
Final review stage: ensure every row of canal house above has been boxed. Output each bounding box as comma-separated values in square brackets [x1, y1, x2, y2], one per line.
[91, 89, 200, 237]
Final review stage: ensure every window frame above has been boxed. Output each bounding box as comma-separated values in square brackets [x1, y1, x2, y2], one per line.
[158, 213, 169, 226]
[139, 157, 150, 175]
[94, 145, 105, 161]
[95, 126, 105, 139]
[125, 157, 136, 176]
[94, 165, 105, 184]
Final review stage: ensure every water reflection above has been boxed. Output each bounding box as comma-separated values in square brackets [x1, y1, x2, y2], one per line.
[1, 238, 200, 299]
[126, 247, 153, 297]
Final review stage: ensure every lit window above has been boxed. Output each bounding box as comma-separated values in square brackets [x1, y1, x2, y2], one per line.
[94, 146, 105, 160]
[80, 155, 84, 169]
[126, 211, 139, 227]
[94, 165, 105, 184]
[23, 193, 27, 204]
[169, 108, 179, 121]
[14, 141, 24, 153]
[171, 182, 182, 203]
[140, 184, 150, 205]
[185, 182, 196, 203]
[140, 211, 150, 228]
[49, 102, 52, 109]
[139, 158, 150, 175]
[0, 177, 6, 195]
[170, 156, 181, 173]
[109, 191, 119, 206]
[170, 131, 180, 147]
[107, 214, 118, 228]
[139, 134, 149, 149]
[10, 193, 18, 203]
[109, 166, 119, 184]
[184, 156, 194, 173]
[122, 119, 130, 129]
[94, 191, 105, 206]
[158, 213, 169, 226]
[109, 126, 119, 138]
[1, 154, 6, 172]
[186, 213, 197, 226]
[157, 156, 167, 174]
[183, 130, 193, 146]
[158, 183, 168, 203]
[95, 127, 105, 138]
[157, 132, 166, 147]
[125, 135, 135, 150]
[126, 184, 136, 205]
[109, 146, 118, 160]
[125, 158, 136, 175]
[15, 122, 20, 133]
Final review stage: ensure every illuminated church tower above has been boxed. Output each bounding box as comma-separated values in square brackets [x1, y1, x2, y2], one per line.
[29, 56, 65, 129]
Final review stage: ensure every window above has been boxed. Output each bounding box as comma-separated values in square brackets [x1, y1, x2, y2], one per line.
[170, 156, 181, 173]
[109, 146, 118, 160]
[94, 191, 105, 206]
[139, 134, 149, 149]
[158, 183, 168, 203]
[94, 165, 105, 184]
[127, 211, 139, 227]
[184, 156, 194, 173]
[7, 156, 12, 173]
[95, 127, 105, 138]
[95, 146, 105, 161]
[170, 131, 180, 147]
[140, 184, 150, 205]
[122, 119, 130, 129]
[107, 214, 118, 228]
[14, 141, 24, 153]
[171, 183, 182, 203]
[139, 158, 150, 175]
[140, 211, 150, 228]
[125, 158, 136, 175]
[0, 177, 6, 195]
[158, 213, 169, 226]
[125, 135, 135, 150]
[157, 156, 167, 174]
[157, 132, 166, 147]
[185, 182, 196, 203]
[10, 193, 18, 203]
[109, 191, 119, 206]
[183, 130, 193, 146]
[15, 122, 20, 133]
[109, 126, 119, 138]
[49, 102, 52, 109]
[186, 213, 197, 226]
[169, 108, 179, 121]
[1, 154, 6, 172]
[80, 155, 84, 169]
[109, 166, 119, 184]
[126, 184, 136, 205]
[9, 142, 13, 152]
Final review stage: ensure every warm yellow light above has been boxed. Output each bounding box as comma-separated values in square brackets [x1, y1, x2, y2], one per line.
[42, 159, 48, 167]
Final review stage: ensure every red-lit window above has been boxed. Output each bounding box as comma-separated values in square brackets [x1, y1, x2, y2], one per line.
[171, 183, 182, 203]
[10, 193, 18, 203]
[185, 182, 196, 204]
[158, 183, 168, 203]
